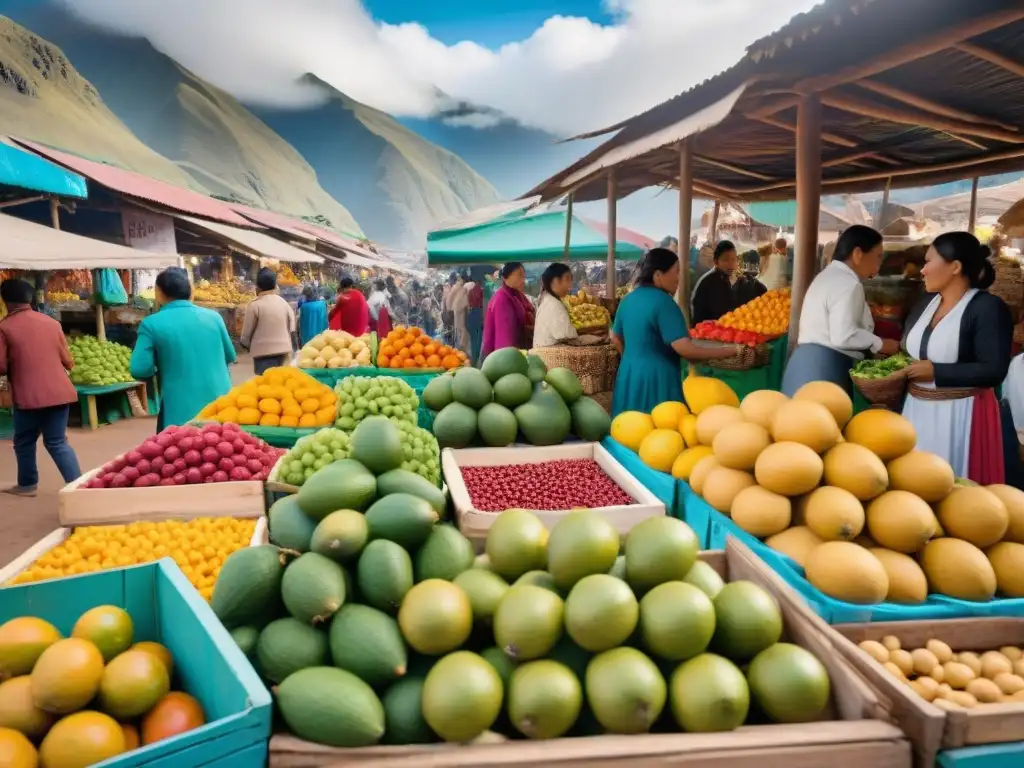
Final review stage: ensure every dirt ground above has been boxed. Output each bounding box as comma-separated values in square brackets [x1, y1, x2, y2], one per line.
[0, 355, 256, 568]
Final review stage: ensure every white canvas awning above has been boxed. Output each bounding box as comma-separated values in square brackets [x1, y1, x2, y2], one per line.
[178, 216, 324, 264]
[0, 212, 179, 269]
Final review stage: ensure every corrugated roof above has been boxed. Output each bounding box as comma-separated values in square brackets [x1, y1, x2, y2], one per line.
[0, 212, 178, 269]
[177, 216, 323, 264]
[12, 138, 254, 227]
[745, 0, 882, 61]
[0, 140, 88, 199]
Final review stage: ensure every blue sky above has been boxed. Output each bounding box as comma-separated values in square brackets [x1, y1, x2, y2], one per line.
[364, 0, 612, 47]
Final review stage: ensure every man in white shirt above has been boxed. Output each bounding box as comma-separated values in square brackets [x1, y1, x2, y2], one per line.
[782, 225, 900, 396]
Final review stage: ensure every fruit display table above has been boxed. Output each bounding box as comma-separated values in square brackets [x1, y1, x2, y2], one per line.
[0, 560, 272, 767]
[308, 365, 444, 431]
[75, 381, 149, 430]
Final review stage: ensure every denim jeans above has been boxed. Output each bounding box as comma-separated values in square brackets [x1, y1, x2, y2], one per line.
[254, 354, 288, 376]
[12, 404, 82, 488]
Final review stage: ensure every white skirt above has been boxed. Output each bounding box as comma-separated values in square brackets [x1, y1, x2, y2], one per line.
[901, 394, 974, 477]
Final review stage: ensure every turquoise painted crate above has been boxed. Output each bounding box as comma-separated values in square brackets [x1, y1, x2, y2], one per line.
[600, 437, 678, 519]
[697, 497, 967, 624]
[0, 560, 271, 767]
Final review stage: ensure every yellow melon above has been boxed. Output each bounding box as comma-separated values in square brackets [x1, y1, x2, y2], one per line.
[770, 400, 840, 454]
[651, 401, 689, 430]
[869, 548, 928, 604]
[731, 486, 791, 538]
[843, 410, 917, 461]
[920, 538, 997, 601]
[683, 375, 739, 414]
[987, 542, 1024, 598]
[805, 542, 889, 605]
[822, 442, 888, 501]
[678, 413, 699, 448]
[803, 486, 865, 542]
[866, 491, 938, 553]
[689, 456, 719, 496]
[754, 442, 823, 496]
[765, 526, 823, 567]
[610, 411, 655, 451]
[794, 381, 854, 428]
[695, 405, 745, 446]
[702, 467, 757, 513]
[739, 390, 789, 431]
[887, 451, 956, 503]
[638, 429, 685, 473]
[988, 485, 1024, 543]
[671, 446, 714, 480]
[937, 487, 1009, 549]
[712, 422, 771, 471]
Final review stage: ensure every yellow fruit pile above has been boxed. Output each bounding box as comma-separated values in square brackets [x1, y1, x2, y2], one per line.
[199, 367, 337, 428]
[863, 635, 1024, 709]
[192, 280, 254, 306]
[297, 330, 372, 369]
[718, 289, 790, 336]
[5, 518, 257, 601]
[45, 290, 80, 303]
[611, 376, 1024, 607]
[565, 301, 611, 330]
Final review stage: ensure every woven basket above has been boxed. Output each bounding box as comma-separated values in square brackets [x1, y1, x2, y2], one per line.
[590, 390, 613, 414]
[531, 344, 613, 396]
[993, 260, 1023, 322]
[851, 369, 908, 410]
[694, 341, 770, 371]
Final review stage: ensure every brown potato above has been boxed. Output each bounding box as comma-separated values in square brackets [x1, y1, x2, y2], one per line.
[942, 662, 976, 689]
[966, 678, 1002, 703]
[881, 635, 902, 652]
[859, 640, 889, 665]
[1013, 659, 1024, 678]
[911, 649, 939, 676]
[947, 691, 979, 708]
[980, 652, 1013, 680]
[1001, 646, 1023, 662]
[994, 673, 1024, 695]
[915, 676, 940, 699]
[909, 680, 936, 702]
[928, 665, 945, 684]
[889, 649, 914, 677]
[926, 639, 954, 664]
[884, 661, 907, 680]
[958, 652, 982, 676]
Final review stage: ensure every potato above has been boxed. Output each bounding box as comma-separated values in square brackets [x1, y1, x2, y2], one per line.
[889, 649, 914, 677]
[928, 665, 945, 684]
[884, 662, 907, 680]
[1001, 646, 1023, 662]
[915, 676, 940, 700]
[932, 698, 961, 711]
[881, 635, 901, 652]
[981, 651, 1013, 680]
[947, 691, 979, 708]
[859, 640, 889, 665]
[937, 683, 953, 697]
[909, 680, 936, 702]
[926, 639, 954, 664]
[1014, 659, 1024, 678]
[966, 678, 1002, 703]
[958, 652, 982, 676]
[1013, 689, 1024, 702]
[911, 649, 939, 676]
[994, 673, 1024, 695]
[942, 662, 976, 689]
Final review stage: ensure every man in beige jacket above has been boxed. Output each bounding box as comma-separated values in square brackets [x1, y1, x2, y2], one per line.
[240, 268, 296, 375]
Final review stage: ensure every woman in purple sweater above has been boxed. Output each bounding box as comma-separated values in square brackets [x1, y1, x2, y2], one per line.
[481, 262, 535, 358]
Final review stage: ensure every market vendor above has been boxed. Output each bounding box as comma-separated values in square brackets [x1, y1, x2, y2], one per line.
[130, 267, 236, 430]
[691, 241, 739, 324]
[611, 248, 741, 416]
[328, 277, 369, 336]
[781, 225, 900, 397]
[533, 263, 604, 349]
[902, 231, 1012, 484]
[481, 262, 535, 358]
[297, 285, 328, 347]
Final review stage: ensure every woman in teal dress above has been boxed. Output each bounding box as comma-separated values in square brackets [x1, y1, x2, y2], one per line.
[611, 248, 739, 416]
[297, 285, 328, 346]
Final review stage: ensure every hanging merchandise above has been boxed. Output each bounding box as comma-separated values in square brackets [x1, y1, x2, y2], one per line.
[93, 268, 129, 307]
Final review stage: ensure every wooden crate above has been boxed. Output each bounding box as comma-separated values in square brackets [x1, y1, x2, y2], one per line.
[59, 465, 267, 526]
[0, 517, 268, 586]
[266, 541, 909, 767]
[442, 442, 665, 541]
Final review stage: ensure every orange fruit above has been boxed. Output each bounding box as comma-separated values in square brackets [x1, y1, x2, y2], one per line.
[121, 723, 140, 750]
[426, 354, 441, 367]
[141, 692, 205, 745]
[131, 642, 174, 677]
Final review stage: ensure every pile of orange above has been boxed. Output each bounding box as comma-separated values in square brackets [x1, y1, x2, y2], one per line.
[198, 367, 337, 428]
[718, 288, 791, 337]
[377, 326, 468, 370]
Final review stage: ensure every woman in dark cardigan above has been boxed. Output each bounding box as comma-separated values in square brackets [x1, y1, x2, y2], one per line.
[901, 232, 1013, 484]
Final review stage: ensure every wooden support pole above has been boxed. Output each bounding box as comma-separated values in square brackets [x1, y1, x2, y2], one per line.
[676, 141, 694, 319]
[880, 178, 892, 232]
[606, 171, 617, 301]
[709, 201, 721, 246]
[968, 176, 980, 234]
[563, 192, 574, 261]
[49, 196, 60, 230]
[789, 95, 823, 353]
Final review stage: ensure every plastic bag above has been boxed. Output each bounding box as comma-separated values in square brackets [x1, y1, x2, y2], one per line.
[93, 269, 128, 307]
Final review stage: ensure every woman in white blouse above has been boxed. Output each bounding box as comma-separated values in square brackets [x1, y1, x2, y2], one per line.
[781, 225, 900, 396]
[533, 263, 577, 348]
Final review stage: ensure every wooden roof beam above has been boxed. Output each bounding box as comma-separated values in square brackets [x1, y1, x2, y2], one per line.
[855, 79, 1019, 132]
[819, 91, 1023, 144]
[956, 42, 1024, 79]
[692, 155, 776, 181]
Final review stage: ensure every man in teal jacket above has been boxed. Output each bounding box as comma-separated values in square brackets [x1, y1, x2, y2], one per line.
[130, 268, 236, 430]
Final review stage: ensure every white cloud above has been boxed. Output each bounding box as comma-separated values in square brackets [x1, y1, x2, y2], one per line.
[60, 0, 822, 136]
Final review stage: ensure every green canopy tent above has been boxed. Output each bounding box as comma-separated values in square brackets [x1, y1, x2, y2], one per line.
[426, 209, 653, 266]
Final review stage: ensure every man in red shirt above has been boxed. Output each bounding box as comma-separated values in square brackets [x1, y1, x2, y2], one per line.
[0, 279, 82, 496]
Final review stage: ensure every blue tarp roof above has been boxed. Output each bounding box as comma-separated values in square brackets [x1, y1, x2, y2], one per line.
[0, 141, 88, 198]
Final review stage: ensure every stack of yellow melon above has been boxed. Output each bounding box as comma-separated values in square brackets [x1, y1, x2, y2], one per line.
[611, 376, 1024, 607]
[297, 331, 372, 369]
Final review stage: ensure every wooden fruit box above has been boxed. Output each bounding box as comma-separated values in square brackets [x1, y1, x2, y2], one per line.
[827, 618, 1024, 767]
[58, 463, 267, 526]
[442, 442, 665, 541]
[0, 516, 268, 587]
[266, 541, 910, 767]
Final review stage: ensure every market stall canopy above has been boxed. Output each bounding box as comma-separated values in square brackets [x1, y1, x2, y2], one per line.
[177, 216, 324, 264]
[918, 178, 1024, 221]
[0, 212, 178, 269]
[431, 197, 544, 233]
[427, 210, 651, 266]
[0, 139, 88, 199]
[525, 1, 1024, 204]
